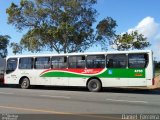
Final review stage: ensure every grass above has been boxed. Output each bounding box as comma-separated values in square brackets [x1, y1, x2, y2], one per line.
[155, 68, 160, 72]
[155, 68, 160, 76]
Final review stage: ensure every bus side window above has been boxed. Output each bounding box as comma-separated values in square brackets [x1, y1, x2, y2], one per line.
[68, 56, 85, 68]
[52, 56, 67, 69]
[19, 57, 33, 69]
[87, 55, 105, 68]
[35, 57, 50, 69]
[107, 59, 113, 68]
[106, 54, 127, 68]
[128, 53, 148, 68]
[77, 56, 85, 68]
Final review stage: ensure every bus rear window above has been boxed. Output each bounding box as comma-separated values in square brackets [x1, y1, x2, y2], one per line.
[128, 53, 148, 68]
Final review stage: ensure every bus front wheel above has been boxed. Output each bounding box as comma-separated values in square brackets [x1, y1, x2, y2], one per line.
[87, 79, 102, 92]
[20, 77, 30, 89]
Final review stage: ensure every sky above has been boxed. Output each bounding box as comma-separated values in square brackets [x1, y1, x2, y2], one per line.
[0, 0, 160, 60]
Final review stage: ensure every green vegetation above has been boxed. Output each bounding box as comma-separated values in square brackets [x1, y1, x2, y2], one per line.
[155, 68, 160, 73]
[10, 42, 23, 55]
[0, 35, 10, 58]
[113, 31, 150, 50]
[6, 0, 117, 53]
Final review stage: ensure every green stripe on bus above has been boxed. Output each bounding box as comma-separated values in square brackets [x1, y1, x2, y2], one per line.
[41, 68, 145, 78]
[98, 69, 145, 78]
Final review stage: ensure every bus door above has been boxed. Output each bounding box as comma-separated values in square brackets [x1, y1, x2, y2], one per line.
[34, 57, 51, 85]
[51, 56, 68, 86]
[5, 58, 18, 84]
[106, 54, 129, 86]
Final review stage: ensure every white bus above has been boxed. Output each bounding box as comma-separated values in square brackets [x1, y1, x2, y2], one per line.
[4, 50, 154, 92]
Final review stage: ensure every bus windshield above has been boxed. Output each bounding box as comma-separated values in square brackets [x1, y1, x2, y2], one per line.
[6, 58, 17, 74]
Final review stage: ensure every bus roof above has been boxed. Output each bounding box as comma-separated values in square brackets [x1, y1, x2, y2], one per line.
[6, 50, 152, 58]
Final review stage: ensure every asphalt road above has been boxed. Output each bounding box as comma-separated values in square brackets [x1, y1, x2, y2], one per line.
[0, 86, 160, 120]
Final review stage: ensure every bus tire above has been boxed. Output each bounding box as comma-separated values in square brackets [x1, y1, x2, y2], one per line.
[87, 79, 102, 92]
[20, 77, 30, 89]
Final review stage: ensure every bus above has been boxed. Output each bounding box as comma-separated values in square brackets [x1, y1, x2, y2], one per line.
[4, 50, 154, 92]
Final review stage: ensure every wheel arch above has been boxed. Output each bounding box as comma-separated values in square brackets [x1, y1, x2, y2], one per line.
[19, 76, 30, 85]
[86, 76, 102, 87]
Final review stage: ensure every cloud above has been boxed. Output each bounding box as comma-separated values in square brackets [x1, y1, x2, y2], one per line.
[127, 16, 160, 60]
[128, 16, 160, 39]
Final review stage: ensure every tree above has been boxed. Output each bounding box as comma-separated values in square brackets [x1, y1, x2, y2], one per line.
[10, 42, 23, 55]
[112, 31, 150, 51]
[96, 17, 117, 50]
[6, 0, 117, 53]
[0, 35, 10, 58]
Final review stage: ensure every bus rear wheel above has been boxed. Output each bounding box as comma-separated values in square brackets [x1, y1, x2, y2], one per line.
[87, 79, 102, 92]
[20, 77, 30, 89]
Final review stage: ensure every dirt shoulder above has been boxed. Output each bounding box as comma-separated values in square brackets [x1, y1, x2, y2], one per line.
[148, 74, 160, 89]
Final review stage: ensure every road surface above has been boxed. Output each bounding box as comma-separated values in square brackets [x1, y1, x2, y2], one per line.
[0, 86, 160, 120]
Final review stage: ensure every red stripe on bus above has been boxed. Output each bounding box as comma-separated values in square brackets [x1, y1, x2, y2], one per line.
[41, 68, 104, 75]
